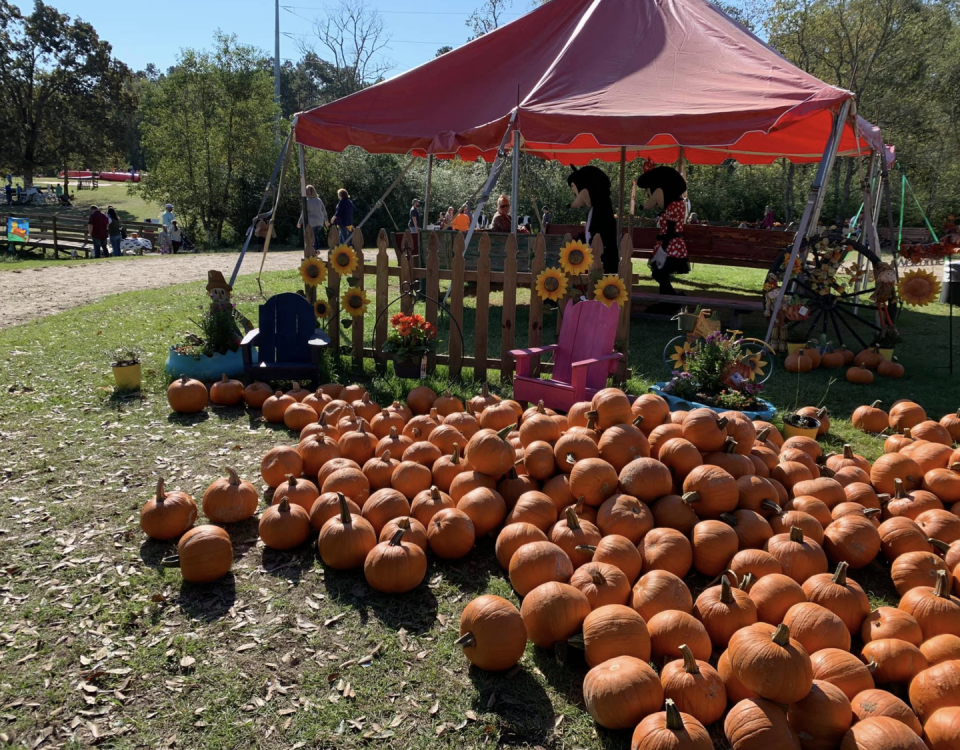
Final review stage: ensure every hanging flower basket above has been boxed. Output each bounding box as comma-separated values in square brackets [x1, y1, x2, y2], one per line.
[392, 356, 424, 379]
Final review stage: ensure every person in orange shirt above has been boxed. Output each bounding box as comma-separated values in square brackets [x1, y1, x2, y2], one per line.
[451, 205, 471, 232]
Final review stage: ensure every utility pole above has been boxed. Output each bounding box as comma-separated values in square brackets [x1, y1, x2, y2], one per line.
[274, 0, 282, 139]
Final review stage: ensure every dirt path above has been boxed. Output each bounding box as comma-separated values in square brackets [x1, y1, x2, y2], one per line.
[0, 251, 377, 330]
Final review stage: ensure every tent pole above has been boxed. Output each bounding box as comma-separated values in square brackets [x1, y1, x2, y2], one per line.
[616, 146, 626, 244]
[511, 128, 520, 234]
[423, 154, 434, 229]
[881, 153, 897, 262]
[298, 142, 316, 304]
[355, 155, 418, 231]
[765, 99, 853, 344]
[258, 126, 296, 293]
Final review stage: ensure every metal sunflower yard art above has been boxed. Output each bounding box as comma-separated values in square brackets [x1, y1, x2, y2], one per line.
[299, 257, 327, 286]
[330, 245, 359, 276]
[898, 269, 941, 307]
[536, 267, 568, 302]
[559, 239, 593, 276]
[593, 275, 628, 307]
[668, 341, 695, 372]
[341, 287, 369, 317]
[314, 299, 330, 320]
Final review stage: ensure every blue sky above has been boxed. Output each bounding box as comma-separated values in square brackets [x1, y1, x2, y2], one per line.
[12, 0, 532, 75]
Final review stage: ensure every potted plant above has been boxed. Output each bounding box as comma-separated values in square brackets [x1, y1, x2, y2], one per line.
[383, 313, 438, 378]
[873, 325, 901, 361]
[782, 412, 821, 439]
[110, 348, 142, 390]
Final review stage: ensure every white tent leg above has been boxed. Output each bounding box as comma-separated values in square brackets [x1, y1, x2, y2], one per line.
[511, 129, 520, 234]
[765, 99, 853, 344]
[423, 154, 434, 229]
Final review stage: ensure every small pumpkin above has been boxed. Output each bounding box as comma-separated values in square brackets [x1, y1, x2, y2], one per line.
[872, 454, 924, 495]
[570, 457, 620, 506]
[727, 622, 813, 704]
[909, 658, 960, 724]
[877, 358, 905, 378]
[682, 408, 730, 452]
[379, 516, 427, 552]
[317, 493, 377, 570]
[308, 491, 360, 531]
[787, 680, 852, 750]
[693, 575, 758, 648]
[595, 494, 653, 544]
[297, 433, 341, 477]
[262, 390, 295, 423]
[591, 387, 633, 430]
[647, 609, 712, 663]
[209, 373, 244, 406]
[582, 534, 644, 583]
[849, 689, 922, 736]
[786, 351, 814, 373]
[651, 493, 699, 536]
[243, 380, 273, 408]
[569, 561, 631, 609]
[809, 647, 875, 700]
[691, 519, 739, 577]
[879, 516, 932, 560]
[840, 717, 924, 750]
[619, 457, 674, 504]
[801, 564, 869, 635]
[504, 490, 558, 532]
[783, 601, 851, 653]
[631, 569, 693, 621]
[824, 515, 882, 569]
[852, 400, 889, 433]
[426, 507, 475, 559]
[920, 707, 960, 750]
[466, 425, 516, 478]
[167, 374, 208, 413]
[170, 524, 233, 583]
[582, 655, 664, 730]
[457, 487, 507, 537]
[456, 594, 526, 671]
[363, 527, 427, 594]
[270, 474, 318, 514]
[899, 569, 960, 639]
[682, 464, 739, 519]
[640, 527, 693, 578]
[339, 423, 377, 464]
[632, 699, 713, 750]
[258, 497, 311, 550]
[361, 488, 411, 536]
[508, 540, 573, 596]
[660, 643, 727, 727]
[410, 485, 455, 527]
[598, 417, 650, 472]
[519, 581, 591, 649]
[922, 634, 960, 667]
[728, 548, 781, 581]
[321, 466, 371, 507]
[140, 477, 197, 540]
[890, 400, 927, 432]
[406, 385, 437, 415]
[549, 506, 601, 568]
[283, 402, 318, 432]
[582, 603, 651, 667]
[860, 638, 927, 685]
[860, 606, 922, 646]
[764, 526, 828, 584]
[495, 521, 548, 570]
[724, 697, 801, 750]
[467, 383, 500, 415]
[854, 346, 884, 370]
[260, 446, 304, 489]
[362, 451, 399, 491]
[390, 460, 433, 501]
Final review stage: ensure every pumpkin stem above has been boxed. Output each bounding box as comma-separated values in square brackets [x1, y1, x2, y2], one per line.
[877, 493, 891, 507]
[389, 425, 399, 439]
[863, 508, 881, 518]
[820, 465, 836, 478]
[722, 437, 738, 454]
[574, 544, 597, 555]
[681, 491, 701, 505]
[903, 428, 912, 438]
[589, 568, 607, 586]
[719, 513, 738, 526]
[739, 573, 756, 592]
[586, 411, 599, 431]
[950, 462, 960, 473]
[277, 497, 291, 512]
[771, 623, 791, 646]
[894, 478, 909, 500]
[632, 414, 644, 428]
[180, 374, 187, 385]
[870, 400, 883, 408]
[292, 381, 300, 391]
[382, 450, 392, 463]
[574, 496, 586, 515]
[716, 417, 729, 430]
[843, 444, 855, 459]
[429, 486, 441, 500]
[160, 554, 181, 568]
[411, 427, 422, 439]
[319, 413, 329, 427]
[221, 373, 228, 383]
[156, 477, 166, 501]
[536, 400, 546, 414]
[866, 657, 878, 674]
[397, 517, 411, 530]
[756, 427, 771, 442]
[817, 407, 828, 418]
[789, 526, 805, 543]
[935, 569, 951, 598]
[481, 382, 489, 397]
[565, 453, 577, 467]
[496, 424, 517, 440]
[565, 506, 582, 531]
[761, 499, 782, 515]
[389, 528, 405, 546]
[832, 561, 849, 586]
[678, 644, 700, 675]
[719, 575, 735, 604]
[286, 474, 298, 488]
[357, 422, 367, 435]
[929, 538, 951, 553]
[337, 492, 352, 525]
[664, 699, 684, 731]
[451, 444, 461, 464]
[454, 632, 476, 648]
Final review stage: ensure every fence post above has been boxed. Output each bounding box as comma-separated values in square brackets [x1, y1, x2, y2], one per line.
[527, 234, 546, 377]
[350, 227, 365, 368]
[500, 233, 518, 384]
[327, 227, 341, 358]
[448, 233, 465, 380]
[375, 229, 390, 373]
[425, 233, 440, 373]
[474, 234, 491, 383]
[615, 232, 634, 383]
[51, 216, 59, 258]
[399, 230, 414, 316]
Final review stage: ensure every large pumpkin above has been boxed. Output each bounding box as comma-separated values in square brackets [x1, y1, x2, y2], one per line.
[660, 643, 727, 726]
[783, 601, 851, 653]
[583, 655, 663, 730]
[140, 477, 197, 540]
[173, 524, 233, 583]
[724, 697, 801, 750]
[260, 446, 303, 489]
[209, 373, 245, 406]
[550, 506, 602, 568]
[872, 454, 924, 495]
[619, 457, 674, 504]
[456, 595, 527, 671]
[809, 647, 875, 700]
[582, 604, 651, 667]
[504, 490, 558, 532]
[693, 575, 758, 648]
[201, 467, 261, 523]
[317, 493, 377, 570]
[631, 569, 693, 621]
[598, 419, 650, 472]
[167, 375, 207, 413]
[457, 487, 507, 537]
[891, 551, 948, 595]
[632, 699, 713, 750]
[909, 659, 960, 724]
[840, 717, 925, 750]
[262, 390, 295, 423]
[258, 497, 311, 550]
[727, 622, 813, 704]
[426, 507, 476, 559]
[363, 528, 427, 594]
[922, 707, 960, 750]
[519, 581, 591, 648]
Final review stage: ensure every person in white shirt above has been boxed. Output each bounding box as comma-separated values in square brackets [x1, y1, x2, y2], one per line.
[161, 204, 175, 230]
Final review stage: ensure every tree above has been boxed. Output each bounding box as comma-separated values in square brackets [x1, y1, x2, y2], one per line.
[435, 46, 454, 57]
[467, 0, 513, 39]
[298, 1, 391, 100]
[0, 0, 133, 186]
[138, 33, 279, 245]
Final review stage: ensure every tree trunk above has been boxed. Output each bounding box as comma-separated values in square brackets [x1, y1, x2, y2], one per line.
[840, 159, 855, 225]
[62, 164, 70, 198]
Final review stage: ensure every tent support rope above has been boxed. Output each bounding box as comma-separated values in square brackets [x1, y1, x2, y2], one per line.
[355, 156, 418, 231]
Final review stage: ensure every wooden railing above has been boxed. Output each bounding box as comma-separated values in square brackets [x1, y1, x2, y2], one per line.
[325, 227, 633, 385]
[0, 209, 164, 257]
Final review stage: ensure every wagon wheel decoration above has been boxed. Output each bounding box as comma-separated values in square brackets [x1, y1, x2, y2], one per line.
[766, 232, 896, 350]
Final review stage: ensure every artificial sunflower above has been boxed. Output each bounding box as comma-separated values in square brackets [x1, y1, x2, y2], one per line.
[744, 352, 767, 381]
[593, 275, 628, 307]
[669, 341, 695, 372]
[330, 244, 359, 276]
[898, 269, 941, 307]
[299, 257, 327, 286]
[535, 267, 568, 302]
[314, 299, 330, 319]
[559, 239, 593, 276]
[341, 287, 369, 317]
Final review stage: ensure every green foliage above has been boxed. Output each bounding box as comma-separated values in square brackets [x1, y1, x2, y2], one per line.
[174, 303, 245, 359]
[138, 33, 279, 246]
[382, 313, 439, 359]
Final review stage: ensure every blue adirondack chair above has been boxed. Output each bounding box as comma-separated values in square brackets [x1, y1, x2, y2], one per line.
[241, 293, 329, 387]
[509, 299, 623, 412]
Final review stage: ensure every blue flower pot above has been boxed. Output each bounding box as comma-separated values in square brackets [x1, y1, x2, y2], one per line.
[164, 347, 254, 381]
[650, 382, 777, 422]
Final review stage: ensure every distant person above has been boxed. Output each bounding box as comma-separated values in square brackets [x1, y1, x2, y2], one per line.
[297, 185, 329, 251]
[4, 183, 11, 205]
[541, 206, 552, 227]
[170, 220, 183, 253]
[331, 188, 355, 244]
[451, 205, 470, 232]
[254, 215, 275, 251]
[409, 198, 421, 234]
[761, 206, 775, 229]
[107, 207, 123, 256]
[161, 203, 175, 230]
[88, 205, 110, 259]
[490, 194, 512, 232]
[159, 226, 172, 254]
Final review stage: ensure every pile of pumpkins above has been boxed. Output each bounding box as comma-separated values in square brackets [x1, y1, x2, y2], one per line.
[783, 341, 904, 384]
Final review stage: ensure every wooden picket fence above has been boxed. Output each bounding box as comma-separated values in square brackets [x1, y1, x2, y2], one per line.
[320, 227, 633, 385]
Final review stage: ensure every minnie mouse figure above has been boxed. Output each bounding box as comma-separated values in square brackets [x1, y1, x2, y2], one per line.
[636, 161, 689, 300]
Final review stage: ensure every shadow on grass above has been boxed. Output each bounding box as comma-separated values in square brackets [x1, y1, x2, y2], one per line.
[139, 537, 177, 569]
[322, 567, 440, 633]
[166, 411, 209, 425]
[467, 665, 557, 746]
[262, 544, 317, 584]
[178, 573, 237, 622]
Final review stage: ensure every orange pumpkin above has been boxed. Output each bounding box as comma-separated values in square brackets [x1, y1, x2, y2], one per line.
[682, 408, 729, 452]
[660, 643, 727, 727]
[899, 569, 960, 639]
[140, 477, 197, 540]
[466, 426, 516, 478]
[861, 607, 922, 647]
[390, 460, 433, 501]
[262, 390, 295, 423]
[519, 581, 591, 649]
[631, 569, 693, 621]
[872, 454, 924, 495]
[362, 451, 399, 491]
[764, 526, 828, 584]
[317, 492, 376, 570]
[640, 527, 693, 578]
[682, 464, 738, 519]
[504, 490, 558, 532]
[633, 700, 713, 750]
[243, 381, 273, 408]
[726, 622, 813, 704]
[209, 373, 245, 406]
[597, 418, 650, 472]
[693, 575, 758, 648]
[582, 655, 663, 730]
[860, 638, 927, 685]
[691, 519, 739, 577]
[363, 528, 427, 594]
[260, 446, 304, 488]
[406, 385, 437, 415]
[270, 474, 318, 514]
[647, 610, 712, 663]
[258, 497, 311, 550]
[587, 534, 643, 583]
[809, 647, 875, 700]
[508, 540, 573, 596]
[569, 561, 631, 609]
[167, 375, 208, 413]
[890, 400, 928, 433]
[849, 690, 922, 736]
[582, 603, 651, 667]
[456, 595, 526, 671]
[457, 487, 507, 537]
[379, 516, 428, 552]
[852, 400, 889, 433]
[783, 600, 851, 653]
[172, 524, 233, 583]
[426, 507, 475, 559]
[909, 659, 960, 723]
[321, 467, 370, 506]
[786, 680, 852, 750]
[297, 433, 341, 477]
[361, 488, 410, 535]
[308, 492, 360, 532]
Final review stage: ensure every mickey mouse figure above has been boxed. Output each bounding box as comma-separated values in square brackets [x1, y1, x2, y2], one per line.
[636, 160, 690, 302]
[567, 165, 619, 273]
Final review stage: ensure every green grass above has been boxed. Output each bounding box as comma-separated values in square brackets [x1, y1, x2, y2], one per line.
[27, 179, 161, 223]
[0, 262, 951, 747]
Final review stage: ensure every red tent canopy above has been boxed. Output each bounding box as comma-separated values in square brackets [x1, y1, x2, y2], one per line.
[294, 0, 883, 164]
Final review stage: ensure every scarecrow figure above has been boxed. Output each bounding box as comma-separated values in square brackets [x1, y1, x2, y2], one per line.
[206, 270, 253, 332]
[567, 165, 619, 273]
[872, 261, 898, 328]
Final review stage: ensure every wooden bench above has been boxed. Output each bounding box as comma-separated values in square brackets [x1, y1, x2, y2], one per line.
[0, 211, 162, 258]
[628, 290, 764, 328]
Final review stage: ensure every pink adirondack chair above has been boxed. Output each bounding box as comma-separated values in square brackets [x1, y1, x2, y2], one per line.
[510, 299, 623, 412]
